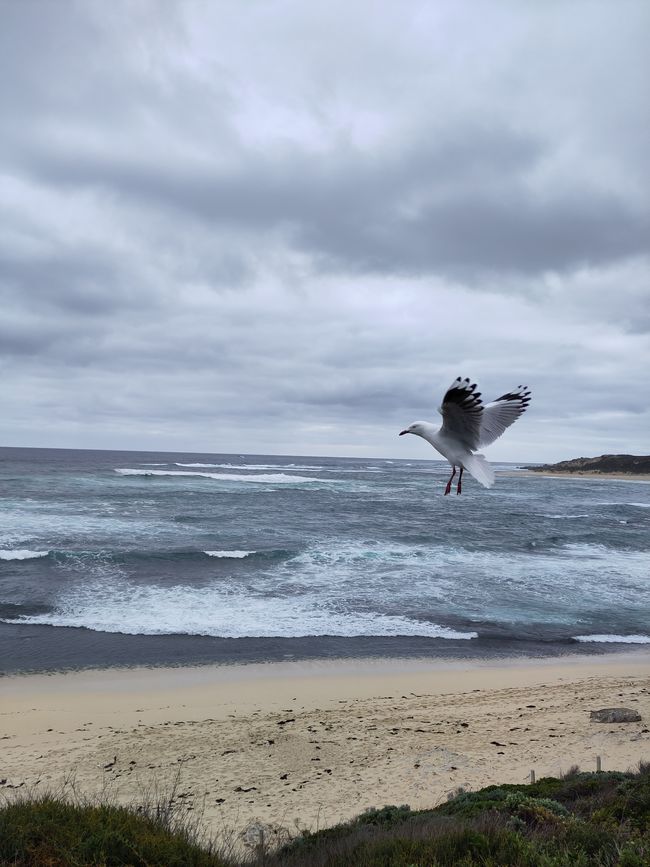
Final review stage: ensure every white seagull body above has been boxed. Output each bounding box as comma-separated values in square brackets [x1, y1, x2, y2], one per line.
[399, 377, 531, 495]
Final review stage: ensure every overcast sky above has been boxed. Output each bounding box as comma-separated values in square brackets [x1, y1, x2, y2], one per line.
[1, 0, 648, 461]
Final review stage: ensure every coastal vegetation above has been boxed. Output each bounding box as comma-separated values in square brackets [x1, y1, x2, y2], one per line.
[1, 764, 649, 865]
[525, 454, 650, 474]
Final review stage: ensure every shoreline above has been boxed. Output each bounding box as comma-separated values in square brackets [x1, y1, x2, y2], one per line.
[6, 622, 644, 677]
[2, 652, 648, 840]
[3, 646, 650, 688]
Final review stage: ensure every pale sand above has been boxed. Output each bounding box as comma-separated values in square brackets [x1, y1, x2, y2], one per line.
[1, 654, 649, 842]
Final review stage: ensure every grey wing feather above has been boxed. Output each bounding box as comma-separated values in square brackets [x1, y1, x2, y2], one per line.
[478, 386, 531, 448]
[438, 377, 484, 450]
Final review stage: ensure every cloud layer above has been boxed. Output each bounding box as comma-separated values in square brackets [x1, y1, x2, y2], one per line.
[1, 0, 649, 459]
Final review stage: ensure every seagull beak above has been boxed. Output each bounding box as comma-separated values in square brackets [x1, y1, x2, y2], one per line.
[399, 430, 409, 436]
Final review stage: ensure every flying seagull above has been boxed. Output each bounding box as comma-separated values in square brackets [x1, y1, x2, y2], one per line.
[399, 377, 531, 495]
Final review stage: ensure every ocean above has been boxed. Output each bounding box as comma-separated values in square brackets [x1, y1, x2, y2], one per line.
[1, 446, 649, 674]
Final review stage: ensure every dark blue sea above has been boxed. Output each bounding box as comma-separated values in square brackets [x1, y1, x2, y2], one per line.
[1, 446, 649, 674]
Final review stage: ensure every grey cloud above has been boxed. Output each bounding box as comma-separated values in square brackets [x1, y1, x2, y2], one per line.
[2, 1, 648, 283]
[0, 251, 143, 315]
[9, 124, 648, 278]
[1, 1, 649, 459]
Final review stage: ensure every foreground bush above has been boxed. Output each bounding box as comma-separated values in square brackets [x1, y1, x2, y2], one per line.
[0, 796, 226, 866]
[269, 765, 650, 866]
[1, 764, 648, 865]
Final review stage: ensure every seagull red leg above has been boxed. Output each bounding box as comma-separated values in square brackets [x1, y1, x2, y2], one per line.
[444, 465, 456, 495]
[456, 467, 463, 495]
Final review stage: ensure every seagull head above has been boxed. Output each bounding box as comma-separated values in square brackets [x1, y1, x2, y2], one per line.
[399, 422, 426, 437]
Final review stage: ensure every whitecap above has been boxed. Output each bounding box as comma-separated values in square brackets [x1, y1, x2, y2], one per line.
[176, 462, 236, 468]
[546, 514, 590, 519]
[285, 464, 323, 470]
[0, 549, 49, 561]
[204, 550, 255, 558]
[175, 462, 323, 471]
[115, 469, 322, 484]
[6, 577, 477, 640]
[574, 634, 650, 644]
[597, 502, 650, 508]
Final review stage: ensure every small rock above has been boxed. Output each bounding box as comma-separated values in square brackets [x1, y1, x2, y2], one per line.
[590, 707, 642, 723]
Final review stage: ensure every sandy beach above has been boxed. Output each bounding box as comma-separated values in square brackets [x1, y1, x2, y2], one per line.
[2, 653, 649, 845]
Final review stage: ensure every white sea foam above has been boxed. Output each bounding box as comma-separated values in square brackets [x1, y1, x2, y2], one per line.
[574, 634, 650, 644]
[204, 550, 255, 558]
[597, 502, 650, 508]
[546, 514, 590, 519]
[276, 540, 650, 625]
[4, 536, 649, 641]
[9, 577, 477, 639]
[175, 462, 323, 471]
[286, 464, 323, 470]
[560, 542, 615, 556]
[0, 549, 49, 561]
[115, 469, 321, 484]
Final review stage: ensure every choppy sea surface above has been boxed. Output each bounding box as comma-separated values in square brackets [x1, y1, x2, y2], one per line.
[1, 446, 649, 674]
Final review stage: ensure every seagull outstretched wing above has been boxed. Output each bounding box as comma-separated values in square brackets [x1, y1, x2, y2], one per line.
[478, 386, 531, 448]
[438, 376, 483, 450]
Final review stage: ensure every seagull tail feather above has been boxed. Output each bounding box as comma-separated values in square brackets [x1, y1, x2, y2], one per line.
[463, 453, 495, 489]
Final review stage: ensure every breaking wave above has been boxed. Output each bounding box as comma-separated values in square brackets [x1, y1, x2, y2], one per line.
[115, 469, 322, 484]
[175, 462, 324, 471]
[574, 634, 650, 644]
[0, 549, 49, 561]
[204, 550, 255, 558]
[7, 577, 477, 640]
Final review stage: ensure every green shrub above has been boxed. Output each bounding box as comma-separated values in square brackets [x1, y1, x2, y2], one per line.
[2, 768, 649, 866]
[0, 796, 226, 866]
[504, 792, 569, 819]
[594, 774, 650, 832]
[355, 804, 416, 827]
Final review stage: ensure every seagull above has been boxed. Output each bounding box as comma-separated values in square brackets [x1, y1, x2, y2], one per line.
[399, 377, 531, 495]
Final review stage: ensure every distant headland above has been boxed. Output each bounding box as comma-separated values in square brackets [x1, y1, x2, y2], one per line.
[524, 454, 650, 475]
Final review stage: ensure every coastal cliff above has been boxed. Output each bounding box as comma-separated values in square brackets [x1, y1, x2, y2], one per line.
[525, 454, 650, 474]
